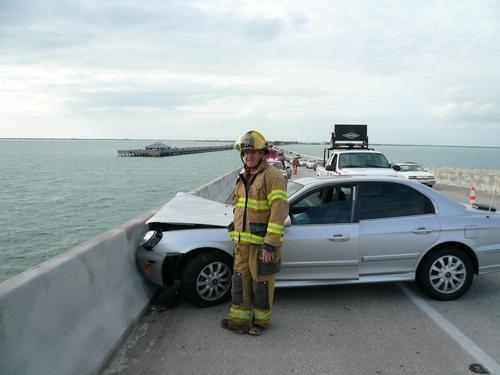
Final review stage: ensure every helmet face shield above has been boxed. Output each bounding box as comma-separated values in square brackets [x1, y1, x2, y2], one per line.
[235, 134, 256, 152]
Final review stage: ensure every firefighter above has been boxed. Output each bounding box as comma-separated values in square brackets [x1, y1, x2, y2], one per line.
[292, 157, 299, 175]
[221, 130, 289, 336]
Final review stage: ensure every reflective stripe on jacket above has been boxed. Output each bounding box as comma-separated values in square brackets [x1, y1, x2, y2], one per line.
[228, 159, 289, 251]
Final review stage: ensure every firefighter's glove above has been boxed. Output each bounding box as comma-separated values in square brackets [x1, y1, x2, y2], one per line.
[258, 248, 281, 275]
[260, 249, 273, 264]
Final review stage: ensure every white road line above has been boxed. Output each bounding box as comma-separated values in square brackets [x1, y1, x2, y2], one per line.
[399, 283, 500, 375]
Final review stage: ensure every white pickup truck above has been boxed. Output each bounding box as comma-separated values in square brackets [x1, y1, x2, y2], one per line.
[315, 148, 400, 177]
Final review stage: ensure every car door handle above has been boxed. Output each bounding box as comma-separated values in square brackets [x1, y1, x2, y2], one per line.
[412, 227, 433, 234]
[328, 234, 351, 242]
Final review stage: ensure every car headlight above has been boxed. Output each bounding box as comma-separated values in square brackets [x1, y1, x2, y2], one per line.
[140, 230, 163, 251]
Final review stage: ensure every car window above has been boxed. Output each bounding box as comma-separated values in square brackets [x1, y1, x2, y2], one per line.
[290, 185, 355, 225]
[287, 182, 304, 197]
[358, 182, 434, 220]
[400, 164, 424, 172]
[269, 162, 284, 169]
[331, 154, 337, 169]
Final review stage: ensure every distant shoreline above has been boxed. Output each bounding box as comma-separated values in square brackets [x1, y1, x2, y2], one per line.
[1, 138, 499, 149]
[372, 143, 500, 149]
[0, 137, 233, 142]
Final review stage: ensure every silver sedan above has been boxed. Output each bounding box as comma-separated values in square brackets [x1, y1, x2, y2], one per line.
[136, 176, 500, 307]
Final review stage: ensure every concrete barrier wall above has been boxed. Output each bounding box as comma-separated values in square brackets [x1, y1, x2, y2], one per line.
[428, 167, 500, 192]
[0, 169, 239, 375]
[0, 211, 158, 375]
[190, 167, 240, 203]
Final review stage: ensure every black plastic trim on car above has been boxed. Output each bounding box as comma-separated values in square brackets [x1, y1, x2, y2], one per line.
[148, 222, 225, 232]
[162, 253, 183, 285]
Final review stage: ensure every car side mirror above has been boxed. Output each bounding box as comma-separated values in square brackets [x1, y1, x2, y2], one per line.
[392, 164, 401, 171]
[284, 215, 291, 227]
[325, 165, 335, 171]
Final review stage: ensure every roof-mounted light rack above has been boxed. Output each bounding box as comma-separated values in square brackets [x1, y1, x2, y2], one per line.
[330, 124, 369, 149]
[323, 124, 371, 164]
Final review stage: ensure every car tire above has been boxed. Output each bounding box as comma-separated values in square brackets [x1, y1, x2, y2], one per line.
[416, 247, 473, 300]
[181, 252, 232, 307]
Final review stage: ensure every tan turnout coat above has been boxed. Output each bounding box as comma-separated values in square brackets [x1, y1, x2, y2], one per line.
[228, 160, 289, 253]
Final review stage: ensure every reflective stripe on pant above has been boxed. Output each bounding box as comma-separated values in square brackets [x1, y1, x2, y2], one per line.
[229, 243, 276, 328]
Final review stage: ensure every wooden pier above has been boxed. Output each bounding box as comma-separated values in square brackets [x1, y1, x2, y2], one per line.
[117, 144, 233, 157]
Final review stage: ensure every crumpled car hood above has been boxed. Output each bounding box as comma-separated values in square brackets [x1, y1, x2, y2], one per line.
[146, 192, 234, 227]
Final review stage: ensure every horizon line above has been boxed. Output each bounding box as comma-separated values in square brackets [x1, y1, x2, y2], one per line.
[0, 137, 499, 149]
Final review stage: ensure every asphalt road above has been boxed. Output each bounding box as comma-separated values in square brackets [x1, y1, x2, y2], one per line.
[102, 170, 500, 375]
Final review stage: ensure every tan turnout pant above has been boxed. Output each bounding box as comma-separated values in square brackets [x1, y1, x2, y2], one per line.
[228, 243, 276, 328]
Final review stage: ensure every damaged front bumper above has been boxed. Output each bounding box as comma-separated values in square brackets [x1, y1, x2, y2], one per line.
[136, 230, 182, 287]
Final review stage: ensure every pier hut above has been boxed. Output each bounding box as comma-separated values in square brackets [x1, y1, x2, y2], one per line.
[145, 142, 171, 151]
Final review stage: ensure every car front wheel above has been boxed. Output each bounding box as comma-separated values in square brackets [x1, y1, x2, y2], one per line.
[181, 252, 232, 307]
[417, 247, 473, 300]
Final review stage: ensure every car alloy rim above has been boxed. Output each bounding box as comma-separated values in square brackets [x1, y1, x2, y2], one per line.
[196, 261, 231, 301]
[429, 255, 466, 294]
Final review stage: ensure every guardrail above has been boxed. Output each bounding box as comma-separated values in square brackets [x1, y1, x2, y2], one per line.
[0, 168, 240, 375]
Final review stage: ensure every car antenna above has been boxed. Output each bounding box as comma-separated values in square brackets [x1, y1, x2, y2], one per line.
[488, 183, 497, 215]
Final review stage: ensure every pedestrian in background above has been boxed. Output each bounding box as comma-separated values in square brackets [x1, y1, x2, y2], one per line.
[292, 157, 299, 175]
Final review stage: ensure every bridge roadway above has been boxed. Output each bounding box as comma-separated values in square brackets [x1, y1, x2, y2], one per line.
[103, 167, 500, 375]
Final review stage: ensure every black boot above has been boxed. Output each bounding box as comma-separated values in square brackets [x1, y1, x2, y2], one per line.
[248, 325, 266, 336]
[220, 318, 249, 334]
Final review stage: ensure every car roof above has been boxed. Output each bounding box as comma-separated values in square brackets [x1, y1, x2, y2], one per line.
[292, 175, 403, 186]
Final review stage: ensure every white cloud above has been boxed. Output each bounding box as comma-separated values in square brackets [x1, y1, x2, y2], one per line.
[1, 0, 500, 145]
[431, 100, 499, 122]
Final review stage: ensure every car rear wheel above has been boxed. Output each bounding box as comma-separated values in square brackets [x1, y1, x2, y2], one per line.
[181, 252, 232, 307]
[417, 247, 473, 300]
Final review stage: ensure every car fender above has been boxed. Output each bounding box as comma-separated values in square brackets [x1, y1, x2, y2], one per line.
[413, 239, 479, 276]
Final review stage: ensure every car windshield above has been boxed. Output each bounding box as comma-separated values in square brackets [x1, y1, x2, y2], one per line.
[269, 161, 284, 169]
[400, 164, 425, 172]
[339, 153, 391, 168]
[287, 181, 303, 197]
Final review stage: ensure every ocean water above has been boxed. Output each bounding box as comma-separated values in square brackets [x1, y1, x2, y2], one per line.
[0, 139, 240, 282]
[1, 139, 499, 283]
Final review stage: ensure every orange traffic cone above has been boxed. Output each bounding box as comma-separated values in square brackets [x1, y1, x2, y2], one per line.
[468, 186, 477, 204]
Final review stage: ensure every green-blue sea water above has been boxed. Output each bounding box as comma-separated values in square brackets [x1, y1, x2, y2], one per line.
[0, 139, 240, 282]
[1, 139, 499, 282]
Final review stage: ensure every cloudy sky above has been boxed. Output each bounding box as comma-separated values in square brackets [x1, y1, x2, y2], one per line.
[1, 0, 499, 145]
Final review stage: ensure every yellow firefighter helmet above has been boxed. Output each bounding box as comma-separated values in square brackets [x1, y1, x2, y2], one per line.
[234, 130, 268, 152]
